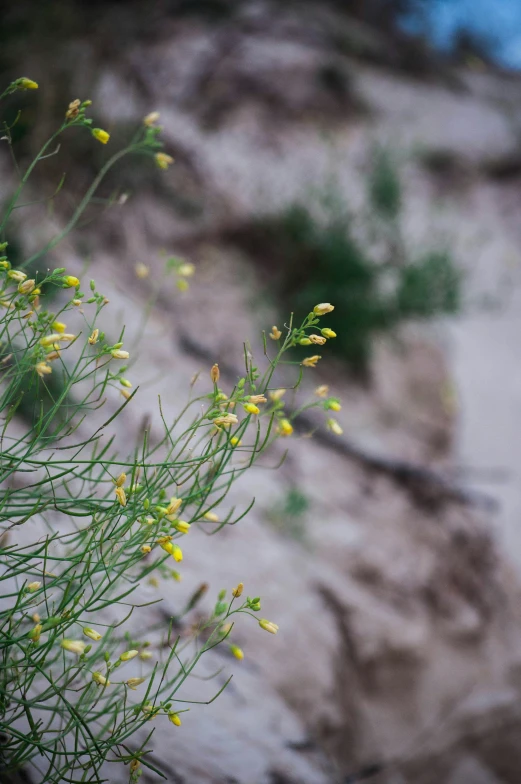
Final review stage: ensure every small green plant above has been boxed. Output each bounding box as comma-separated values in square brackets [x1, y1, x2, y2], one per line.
[267, 487, 310, 541]
[230, 152, 461, 374]
[0, 78, 343, 783]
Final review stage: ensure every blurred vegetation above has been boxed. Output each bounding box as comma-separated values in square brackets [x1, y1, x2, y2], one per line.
[267, 488, 310, 541]
[230, 150, 461, 375]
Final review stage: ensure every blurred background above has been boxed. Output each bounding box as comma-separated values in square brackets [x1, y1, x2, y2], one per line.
[3, 1, 521, 782]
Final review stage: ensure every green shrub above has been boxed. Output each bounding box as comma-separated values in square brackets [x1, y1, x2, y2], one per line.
[0, 78, 343, 783]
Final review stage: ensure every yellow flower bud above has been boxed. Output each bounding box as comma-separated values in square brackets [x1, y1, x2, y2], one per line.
[259, 619, 279, 634]
[230, 644, 244, 660]
[232, 582, 243, 598]
[299, 338, 312, 346]
[168, 712, 182, 727]
[92, 671, 110, 686]
[313, 303, 334, 316]
[139, 651, 152, 660]
[92, 128, 110, 144]
[19, 78, 38, 90]
[83, 627, 102, 641]
[214, 413, 238, 426]
[18, 279, 35, 295]
[176, 278, 189, 292]
[35, 362, 52, 378]
[135, 262, 150, 279]
[278, 418, 293, 437]
[88, 329, 99, 345]
[327, 418, 343, 436]
[126, 677, 146, 689]
[141, 545, 152, 554]
[230, 436, 242, 447]
[27, 581, 41, 592]
[111, 349, 129, 360]
[61, 639, 87, 655]
[210, 363, 220, 383]
[119, 650, 139, 662]
[309, 334, 326, 345]
[8, 270, 27, 283]
[155, 152, 174, 170]
[29, 624, 42, 642]
[143, 111, 160, 126]
[59, 333, 76, 342]
[62, 275, 80, 288]
[166, 497, 182, 516]
[51, 321, 66, 334]
[321, 328, 337, 339]
[328, 400, 341, 412]
[120, 378, 132, 388]
[172, 520, 190, 534]
[243, 403, 260, 415]
[203, 511, 219, 522]
[315, 385, 329, 397]
[248, 394, 267, 404]
[269, 388, 286, 401]
[115, 472, 126, 487]
[269, 326, 282, 340]
[115, 487, 127, 507]
[302, 355, 321, 368]
[178, 263, 195, 277]
[72, 298, 82, 306]
[32, 613, 41, 623]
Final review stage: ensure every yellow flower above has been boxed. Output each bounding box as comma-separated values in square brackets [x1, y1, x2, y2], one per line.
[141, 545, 152, 554]
[269, 389, 286, 402]
[214, 414, 238, 427]
[8, 270, 27, 283]
[62, 275, 80, 288]
[18, 279, 35, 295]
[302, 355, 321, 368]
[111, 349, 129, 360]
[321, 328, 337, 339]
[155, 152, 174, 170]
[178, 263, 195, 277]
[203, 511, 219, 522]
[72, 298, 82, 306]
[243, 403, 260, 415]
[278, 418, 293, 437]
[232, 582, 243, 598]
[230, 436, 242, 447]
[230, 644, 244, 660]
[126, 677, 146, 689]
[115, 472, 126, 487]
[309, 334, 326, 345]
[92, 128, 110, 144]
[59, 333, 76, 342]
[160, 539, 183, 562]
[210, 363, 220, 383]
[83, 627, 102, 641]
[176, 278, 189, 292]
[315, 385, 329, 397]
[168, 712, 182, 727]
[19, 78, 38, 90]
[92, 671, 110, 686]
[269, 325, 282, 340]
[27, 581, 41, 592]
[135, 262, 149, 279]
[88, 329, 99, 345]
[35, 362, 52, 378]
[32, 613, 41, 623]
[119, 650, 139, 662]
[115, 487, 127, 507]
[143, 111, 160, 126]
[166, 497, 183, 516]
[248, 394, 267, 404]
[121, 389, 131, 400]
[313, 303, 334, 316]
[61, 639, 87, 655]
[327, 418, 343, 436]
[259, 619, 279, 634]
